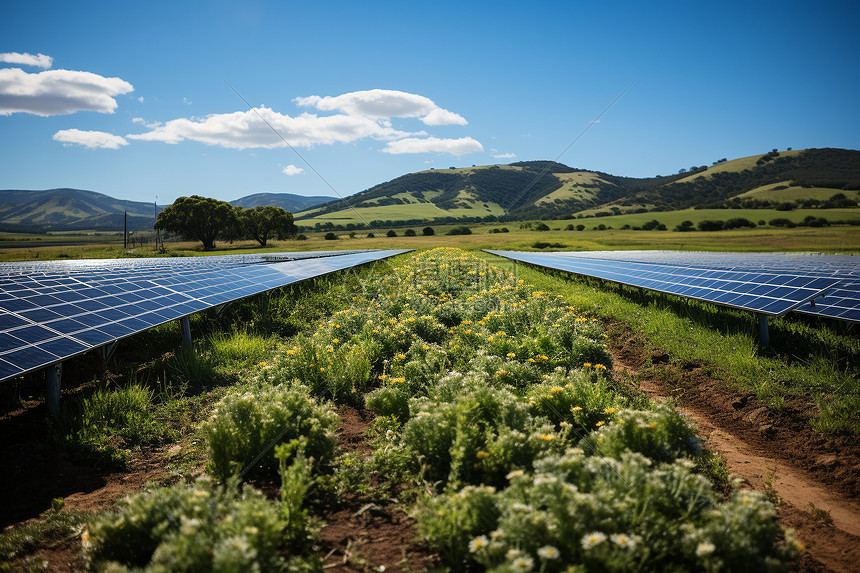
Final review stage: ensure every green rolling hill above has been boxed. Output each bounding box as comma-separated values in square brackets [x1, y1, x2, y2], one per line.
[296, 148, 860, 227]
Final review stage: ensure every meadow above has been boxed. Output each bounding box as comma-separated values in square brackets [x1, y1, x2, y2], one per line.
[5, 247, 851, 571]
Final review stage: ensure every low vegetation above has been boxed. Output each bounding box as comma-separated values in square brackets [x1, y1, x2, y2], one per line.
[9, 248, 803, 572]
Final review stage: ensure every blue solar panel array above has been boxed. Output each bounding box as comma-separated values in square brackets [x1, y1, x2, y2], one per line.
[0, 250, 408, 381]
[542, 251, 860, 322]
[487, 250, 845, 320]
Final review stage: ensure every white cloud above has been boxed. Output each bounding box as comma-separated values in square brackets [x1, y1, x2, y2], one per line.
[0, 52, 53, 69]
[0, 68, 134, 116]
[282, 164, 304, 176]
[296, 89, 467, 126]
[493, 152, 516, 159]
[382, 136, 483, 155]
[127, 106, 414, 149]
[53, 129, 128, 149]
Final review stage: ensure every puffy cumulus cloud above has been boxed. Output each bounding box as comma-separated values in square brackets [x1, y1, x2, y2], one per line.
[0, 52, 53, 69]
[0, 68, 134, 116]
[296, 89, 467, 126]
[53, 129, 128, 149]
[383, 136, 483, 155]
[282, 164, 304, 175]
[127, 106, 414, 149]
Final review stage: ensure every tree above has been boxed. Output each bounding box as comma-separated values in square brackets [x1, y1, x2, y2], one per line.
[324, 232, 338, 240]
[422, 226, 435, 236]
[386, 230, 397, 237]
[404, 228, 416, 236]
[155, 195, 238, 250]
[235, 205, 296, 247]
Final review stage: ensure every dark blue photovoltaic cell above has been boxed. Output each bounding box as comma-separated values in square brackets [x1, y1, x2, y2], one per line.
[487, 250, 842, 318]
[0, 249, 409, 382]
[538, 250, 859, 322]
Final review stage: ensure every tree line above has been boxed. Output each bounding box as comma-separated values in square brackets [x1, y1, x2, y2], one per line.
[155, 195, 296, 250]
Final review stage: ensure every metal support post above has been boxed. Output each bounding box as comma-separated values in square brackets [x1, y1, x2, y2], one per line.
[180, 316, 192, 348]
[758, 313, 770, 347]
[45, 362, 62, 414]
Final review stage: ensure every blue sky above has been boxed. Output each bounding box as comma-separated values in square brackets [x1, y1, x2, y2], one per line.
[2, 0, 858, 205]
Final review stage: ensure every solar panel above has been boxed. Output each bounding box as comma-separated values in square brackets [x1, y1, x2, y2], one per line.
[0, 249, 409, 382]
[486, 250, 841, 319]
[541, 251, 860, 322]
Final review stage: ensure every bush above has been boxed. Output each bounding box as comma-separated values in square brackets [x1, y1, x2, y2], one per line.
[535, 222, 551, 231]
[697, 220, 724, 232]
[296, 234, 308, 240]
[768, 218, 795, 228]
[367, 232, 375, 238]
[673, 220, 695, 232]
[324, 232, 338, 240]
[404, 228, 416, 236]
[422, 226, 435, 236]
[85, 477, 319, 572]
[446, 226, 472, 235]
[201, 383, 338, 480]
[724, 217, 756, 229]
[386, 230, 397, 237]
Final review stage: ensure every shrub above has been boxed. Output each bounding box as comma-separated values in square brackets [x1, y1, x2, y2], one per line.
[535, 222, 551, 231]
[422, 226, 435, 236]
[768, 217, 796, 228]
[202, 383, 338, 480]
[386, 230, 397, 237]
[697, 220, 724, 232]
[724, 217, 756, 229]
[404, 228, 416, 236]
[367, 232, 375, 238]
[296, 234, 308, 240]
[324, 232, 338, 240]
[446, 226, 472, 235]
[85, 477, 319, 572]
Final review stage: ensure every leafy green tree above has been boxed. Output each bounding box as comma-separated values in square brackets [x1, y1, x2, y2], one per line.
[235, 205, 296, 246]
[404, 228, 416, 236]
[422, 226, 435, 236]
[155, 195, 238, 250]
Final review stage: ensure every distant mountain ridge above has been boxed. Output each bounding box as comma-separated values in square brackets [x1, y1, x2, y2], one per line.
[229, 193, 333, 212]
[0, 189, 334, 233]
[296, 148, 860, 225]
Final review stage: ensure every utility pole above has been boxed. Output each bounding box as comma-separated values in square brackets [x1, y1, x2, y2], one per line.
[123, 211, 127, 248]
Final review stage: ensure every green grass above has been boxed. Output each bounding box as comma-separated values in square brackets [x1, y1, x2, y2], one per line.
[562, 207, 859, 229]
[481, 253, 860, 434]
[737, 181, 860, 202]
[673, 149, 807, 183]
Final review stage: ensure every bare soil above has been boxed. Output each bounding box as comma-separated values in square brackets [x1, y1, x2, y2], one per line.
[606, 321, 860, 573]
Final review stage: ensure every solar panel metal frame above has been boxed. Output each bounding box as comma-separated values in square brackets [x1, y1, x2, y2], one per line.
[486, 250, 841, 318]
[0, 249, 409, 382]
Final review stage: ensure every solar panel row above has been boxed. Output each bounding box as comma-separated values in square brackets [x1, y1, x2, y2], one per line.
[542, 250, 859, 322]
[0, 250, 408, 382]
[485, 250, 842, 319]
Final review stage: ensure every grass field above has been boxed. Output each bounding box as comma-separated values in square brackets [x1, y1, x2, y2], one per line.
[1, 221, 858, 262]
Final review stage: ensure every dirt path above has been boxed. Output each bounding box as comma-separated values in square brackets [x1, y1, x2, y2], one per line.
[607, 327, 860, 573]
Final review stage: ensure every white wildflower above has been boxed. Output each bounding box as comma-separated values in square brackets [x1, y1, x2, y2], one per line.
[582, 531, 607, 549]
[696, 541, 716, 556]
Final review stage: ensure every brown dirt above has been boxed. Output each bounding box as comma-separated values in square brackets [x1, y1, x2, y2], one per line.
[318, 407, 441, 572]
[606, 321, 860, 573]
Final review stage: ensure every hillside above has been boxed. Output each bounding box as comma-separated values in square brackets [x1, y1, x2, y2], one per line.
[0, 188, 160, 232]
[296, 148, 860, 227]
[230, 192, 333, 212]
[0, 189, 332, 233]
